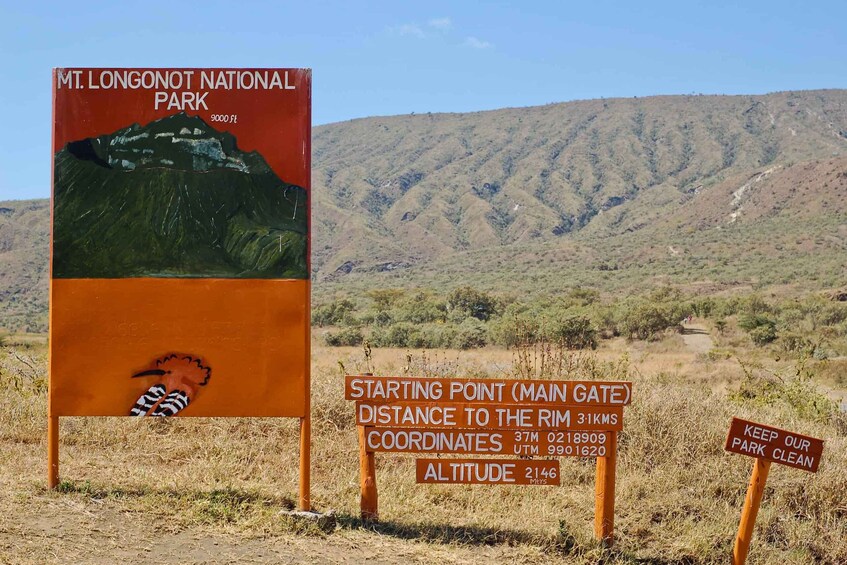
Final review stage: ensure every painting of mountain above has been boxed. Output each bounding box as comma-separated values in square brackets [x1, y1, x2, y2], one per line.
[53, 112, 308, 279]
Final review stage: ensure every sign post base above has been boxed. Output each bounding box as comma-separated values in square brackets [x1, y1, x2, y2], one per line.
[299, 416, 311, 511]
[358, 425, 378, 521]
[732, 457, 771, 565]
[594, 430, 617, 545]
[48, 415, 59, 489]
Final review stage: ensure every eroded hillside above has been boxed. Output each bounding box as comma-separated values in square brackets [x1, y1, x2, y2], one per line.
[312, 90, 847, 286]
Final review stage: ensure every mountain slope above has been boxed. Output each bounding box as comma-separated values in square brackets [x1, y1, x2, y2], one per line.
[54, 112, 308, 278]
[0, 199, 49, 331]
[3, 90, 847, 330]
[312, 90, 847, 280]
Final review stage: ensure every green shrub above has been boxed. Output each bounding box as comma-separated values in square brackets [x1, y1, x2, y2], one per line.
[447, 286, 499, 321]
[453, 318, 488, 349]
[749, 324, 777, 345]
[394, 292, 447, 324]
[546, 315, 597, 350]
[738, 313, 776, 332]
[371, 323, 414, 348]
[323, 327, 364, 346]
[312, 298, 356, 327]
[488, 310, 538, 348]
[620, 302, 675, 341]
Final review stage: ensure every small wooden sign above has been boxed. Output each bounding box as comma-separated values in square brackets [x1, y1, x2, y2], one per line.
[364, 427, 610, 456]
[725, 417, 824, 472]
[346, 375, 632, 406]
[356, 402, 623, 431]
[416, 458, 561, 485]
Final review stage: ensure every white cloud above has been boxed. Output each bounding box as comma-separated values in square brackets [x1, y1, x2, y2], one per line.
[428, 17, 451, 31]
[389, 23, 425, 38]
[464, 36, 493, 49]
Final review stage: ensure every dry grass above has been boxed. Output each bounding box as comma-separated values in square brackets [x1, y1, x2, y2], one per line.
[0, 335, 845, 564]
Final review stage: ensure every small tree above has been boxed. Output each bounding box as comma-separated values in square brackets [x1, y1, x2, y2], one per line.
[312, 298, 356, 327]
[447, 286, 499, 321]
[547, 315, 597, 350]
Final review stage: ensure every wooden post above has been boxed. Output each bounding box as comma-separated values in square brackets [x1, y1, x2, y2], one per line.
[298, 275, 311, 512]
[48, 414, 59, 489]
[298, 416, 311, 511]
[594, 430, 617, 545]
[358, 425, 378, 521]
[732, 458, 771, 565]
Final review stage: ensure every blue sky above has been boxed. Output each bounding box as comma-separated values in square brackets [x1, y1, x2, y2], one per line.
[2, 0, 846, 200]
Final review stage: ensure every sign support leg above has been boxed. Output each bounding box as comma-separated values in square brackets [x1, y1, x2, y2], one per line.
[358, 425, 378, 521]
[298, 416, 311, 511]
[732, 457, 771, 565]
[594, 430, 617, 545]
[48, 414, 59, 489]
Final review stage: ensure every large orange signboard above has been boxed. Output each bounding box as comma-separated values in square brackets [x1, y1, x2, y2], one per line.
[50, 68, 311, 418]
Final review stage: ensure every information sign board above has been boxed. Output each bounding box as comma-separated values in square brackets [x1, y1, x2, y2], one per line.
[346, 376, 632, 406]
[364, 428, 610, 456]
[356, 402, 623, 430]
[725, 417, 824, 472]
[416, 458, 561, 485]
[52, 68, 311, 418]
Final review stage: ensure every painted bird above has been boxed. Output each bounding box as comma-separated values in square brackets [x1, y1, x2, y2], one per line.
[129, 353, 211, 417]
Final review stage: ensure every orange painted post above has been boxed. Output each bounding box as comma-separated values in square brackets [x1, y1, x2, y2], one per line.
[594, 430, 617, 545]
[732, 458, 771, 565]
[298, 416, 311, 511]
[298, 275, 311, 512]
[358, 425, 378, 520]
[47, 414, 59, 489]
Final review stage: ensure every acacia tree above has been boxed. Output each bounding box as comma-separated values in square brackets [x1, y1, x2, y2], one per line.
[447, 286, 499, 321]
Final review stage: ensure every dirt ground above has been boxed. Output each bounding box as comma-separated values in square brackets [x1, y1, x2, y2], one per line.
[2, 330, 846, 564]
[0, 498, 549, 564]
[680, 323, 715, 354]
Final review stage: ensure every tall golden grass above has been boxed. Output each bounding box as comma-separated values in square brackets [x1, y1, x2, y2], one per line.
[0, 336, 845, 564]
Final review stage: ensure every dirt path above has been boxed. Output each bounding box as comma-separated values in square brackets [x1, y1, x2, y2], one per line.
[0, 497, 552, 564]
[680, 323, 714, 354]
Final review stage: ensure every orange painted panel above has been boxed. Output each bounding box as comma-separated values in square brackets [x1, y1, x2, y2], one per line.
[364, 427, 610, 457]
[355, 402, 623, 431]
[50, 68, 311, 419]
[345, 375, 632, 406]
[725, 417, 824, 472]
[416, 458, 560, 485]
[50, 278, 307, 416]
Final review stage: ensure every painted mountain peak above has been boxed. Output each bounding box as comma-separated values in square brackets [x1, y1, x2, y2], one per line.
[53, 113, 308, 279]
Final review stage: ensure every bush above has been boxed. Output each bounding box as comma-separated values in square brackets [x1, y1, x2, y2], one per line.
[738, 313, 776, 332]
[621, 302, 675, 341]
[738, 313, 777, 346]
[749, 324, 777, 345]
[323, 327, 364, 346]
[452, 318, 488, 349]
[371, 323, 414, 348]
[394, 293, 446, 324]
[312, 298, 356, 327]
[546, 315, 597, 350]
[447, 286, 499, 321]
